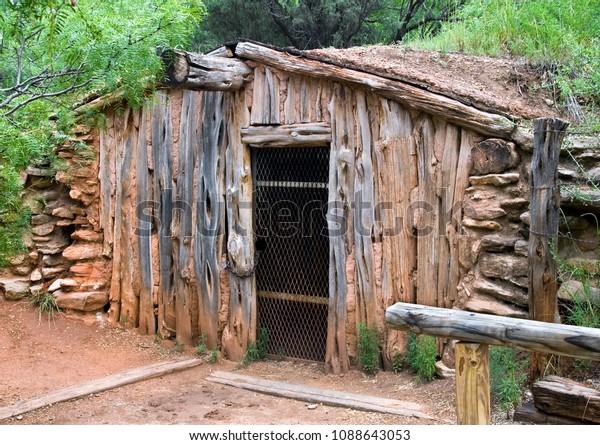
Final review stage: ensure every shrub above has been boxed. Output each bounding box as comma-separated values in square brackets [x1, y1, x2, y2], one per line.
[406, 332, 437, 382]
[357, 323, 381, 375]
[29, 291, 60, 322]
[490, 346, 529, 413]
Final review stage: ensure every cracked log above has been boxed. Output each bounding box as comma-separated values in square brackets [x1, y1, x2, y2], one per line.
[385, 302, 600, 361]
[161, 49, 253, 91]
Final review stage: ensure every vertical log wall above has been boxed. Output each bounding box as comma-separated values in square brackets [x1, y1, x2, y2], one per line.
[99, 62, 531, 371]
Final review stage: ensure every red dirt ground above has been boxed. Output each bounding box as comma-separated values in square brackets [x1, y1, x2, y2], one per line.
[0, 300, 461, 425]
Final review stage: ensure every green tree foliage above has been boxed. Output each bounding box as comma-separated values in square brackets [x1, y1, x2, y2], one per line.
[195, 0, 463, 51]
[0, 0, 204, 265]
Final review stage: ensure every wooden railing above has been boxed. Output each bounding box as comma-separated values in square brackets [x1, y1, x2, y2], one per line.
[385, 302, 600, 424]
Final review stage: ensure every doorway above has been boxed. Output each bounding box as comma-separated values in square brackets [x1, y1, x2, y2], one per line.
[252, 146, 330, 361]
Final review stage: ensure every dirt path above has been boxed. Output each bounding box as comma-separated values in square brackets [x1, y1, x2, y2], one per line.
[0, 300, 456, 425]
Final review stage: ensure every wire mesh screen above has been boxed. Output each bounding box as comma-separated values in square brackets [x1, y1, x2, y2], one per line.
[253, 146, 330, 362]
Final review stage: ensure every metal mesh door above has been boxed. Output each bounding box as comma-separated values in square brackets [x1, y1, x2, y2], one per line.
[253, 146, 330, 362]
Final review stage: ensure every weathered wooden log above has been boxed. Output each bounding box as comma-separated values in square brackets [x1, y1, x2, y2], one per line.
[385, 302, 600, 361]
[240, 123, 331, 147]
[324, 83, 353, 375]
[0, 358, 202, 421]
[532, 376, 600, 424]
[196, 91, 227, 349]
[136, 106, 155, 336]
[529, 117, 569, 377]
[234, 42, 517, 138]
[161, 49, 252, 91]
[514, 401, 593, 425]
[207, 371, 432, 419]
[221, 89, 256, 361]
[455, 343, 490, 425]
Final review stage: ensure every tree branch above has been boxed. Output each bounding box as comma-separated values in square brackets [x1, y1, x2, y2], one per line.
[3, 76, 97, 117]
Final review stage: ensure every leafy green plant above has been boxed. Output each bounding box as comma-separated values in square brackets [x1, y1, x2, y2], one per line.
[489, 346, 529, 413]
[29, 291, 60, 322]
[357, 323, 380, 375]
[564, 286, 600, 329]
[207, 347, 219, 364]
[196, 334, 208, 355]
[240, 327, 269, 368]
[406, 332, 437, 382]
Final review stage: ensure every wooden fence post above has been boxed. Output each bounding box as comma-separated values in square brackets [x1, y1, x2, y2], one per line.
[529, 117, 569, 379]
[455, 342, 490, 425]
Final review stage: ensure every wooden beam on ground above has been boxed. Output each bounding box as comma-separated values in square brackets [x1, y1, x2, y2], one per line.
[385, 302, 600, 361]
[455, 342, 490, 425]
[234, 42, 517, 139]
[161, 49, 253, 91]
[532, 376, 600, 424]
[0, 358, 203, 421]
[207, 371, 432, 419]
[528, 117, 569, 378]
[514, 401, 593, 425]
[241, 123, 332, 147]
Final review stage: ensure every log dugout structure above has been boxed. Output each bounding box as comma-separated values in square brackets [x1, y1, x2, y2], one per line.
[97, 42, 536, 373]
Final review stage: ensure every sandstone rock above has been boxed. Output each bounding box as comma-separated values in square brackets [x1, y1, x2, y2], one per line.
[31, 214, 54, 225]
[463, 295, 528, 318]
[70, 206, 87, 216]
[561, 187, 600, 208]
[566, 135, 600, 151]
[0, 278, 31, 300]
[10, 265, 34, 276]
[42, 266, 68, 279]
[52, 207, 75, 219]
[48, 279, 63, 292]
[30, 269, 43, 282]
[462, 218, 502, 231]
[78, 280, 107, 291]
[72, 167, 95, 178]
[28, 251, 39, 262]
[557, 280, 600, 302]
[37, 235, 71, 255]
[479, 253, 528, 280]
[509, 276, 529, 288]
[69, 263, 96, 276]
[500, 198, 529, 221]
[59, 279, 80, 289]
[31, 222, 55, 237]
[469, 173, 520, 187]
[69, 189, 82, 200]
[558, 168, 580, 180]
[71, 230, 103, 243]
[480, 236, 520, 252]
[520, 211, 531, 226]
[42, 202, 59, 215]
[62, 243, 103, 261]
[32, 235, 53, 243]
[42, 254, 67, 266]
[29, 284, 43, 294]
[26, 166, 53, 177]
[54, 291, 108, 312]
[464, 201, 506, 221]
[55, 219, 75, 227]
[474, 278, 528, 307]
[514, 240, 528, 256]
[470, 139, 519, 175]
